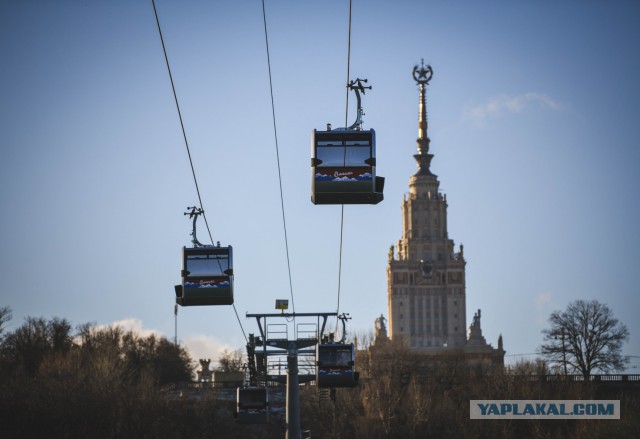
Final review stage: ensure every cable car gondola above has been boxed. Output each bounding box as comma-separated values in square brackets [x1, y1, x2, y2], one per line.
[316, 342, 358, 388]
[311, 78, 384, 205]
[176, 244, 233, 306]
[174, 207, 234, 306]
[235, 387, 268, 424]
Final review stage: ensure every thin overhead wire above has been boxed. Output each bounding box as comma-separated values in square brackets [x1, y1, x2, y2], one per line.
[261, 0, 296, 315]
[344, 0, 353, 129]
[151, 1, 213, 246]
[335, 0, 353, 332]
[151, 0, 247, 343]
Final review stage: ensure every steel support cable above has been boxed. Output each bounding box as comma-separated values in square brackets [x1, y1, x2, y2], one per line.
[335, 0, 353, 335]
[261, 0, 296, 316]
[151, 0, 247, 343]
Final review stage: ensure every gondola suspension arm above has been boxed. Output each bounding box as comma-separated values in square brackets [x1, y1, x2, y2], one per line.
[336, 78, 372, 131]
[337, 313, 351, 343]
[184, 206, 205, 247]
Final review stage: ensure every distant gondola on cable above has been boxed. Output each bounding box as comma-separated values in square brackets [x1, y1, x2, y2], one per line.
[316, 342, 358, 388]
[311, 78, 384, 205]
[235, 387, 268, 424]
[174, 207, 233, 306]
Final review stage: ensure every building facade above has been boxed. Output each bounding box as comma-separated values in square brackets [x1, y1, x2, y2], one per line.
[387, 63, 503, 363]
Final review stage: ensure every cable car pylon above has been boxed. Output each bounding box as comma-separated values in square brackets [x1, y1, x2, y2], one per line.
[242, 310, 357, 439]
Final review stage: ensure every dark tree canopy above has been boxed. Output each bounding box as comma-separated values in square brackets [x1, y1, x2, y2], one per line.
[1, 316, 73, 376]
[0, 314, 639, 438]
[0, 317, 193, 383]
[540, 299, 629, 378]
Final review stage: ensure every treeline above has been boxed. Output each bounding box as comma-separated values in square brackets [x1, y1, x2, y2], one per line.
[0, 310, 243, 438]
[298, 339, 640, 438]
[1, 308, 638, 438]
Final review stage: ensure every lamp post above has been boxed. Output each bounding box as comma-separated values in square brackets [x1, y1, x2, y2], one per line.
[554, 329, 568, 375]
[174, 304, 178, 346]
[561, 328, 567, 375]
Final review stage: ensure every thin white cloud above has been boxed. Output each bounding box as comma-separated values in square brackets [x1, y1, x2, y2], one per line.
[106, 318, 163, 338]
[534, 291, 553, 326]
[462, 93, 563, 127]
[76, 318, 164, 346]
[94, 319, 234, 366]
[182, 333, 235, 365]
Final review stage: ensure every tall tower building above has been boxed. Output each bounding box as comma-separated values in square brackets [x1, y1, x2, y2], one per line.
[387, 62, 468, 349]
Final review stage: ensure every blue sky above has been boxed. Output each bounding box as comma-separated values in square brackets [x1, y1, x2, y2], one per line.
[1, 0, 639, 371]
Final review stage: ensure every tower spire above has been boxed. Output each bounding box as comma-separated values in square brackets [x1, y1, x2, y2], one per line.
[412, 60, 434, 176]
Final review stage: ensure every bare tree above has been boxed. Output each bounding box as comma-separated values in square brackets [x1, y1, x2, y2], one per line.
[218, 348, 244, 372]
[540, 299, 629, 378]
[1, 316, 73, 375]
[508, 358, 548, 376]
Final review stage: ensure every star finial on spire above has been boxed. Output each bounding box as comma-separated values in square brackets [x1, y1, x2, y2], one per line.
[412, 60, 435, 176]
[413, 59, 433, 85]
